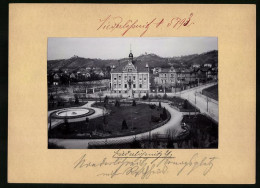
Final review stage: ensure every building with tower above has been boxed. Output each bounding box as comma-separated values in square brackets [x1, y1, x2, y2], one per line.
[110, 49, 150, 98]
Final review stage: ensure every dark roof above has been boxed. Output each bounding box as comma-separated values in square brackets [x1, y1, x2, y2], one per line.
[111, 60, 149, 73]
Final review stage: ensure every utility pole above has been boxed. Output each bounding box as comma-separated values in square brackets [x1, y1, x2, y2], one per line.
[207, 97, 209, 112]
[131, 106, 133, 130]
[195, 91, 197, 104]
[48, 114, 52, 142]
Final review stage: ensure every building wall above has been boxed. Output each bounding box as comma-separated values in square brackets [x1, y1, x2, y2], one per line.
[156, 71, 197, 86]
[157, 72, 177, 86]
[111, 72, 149, 93]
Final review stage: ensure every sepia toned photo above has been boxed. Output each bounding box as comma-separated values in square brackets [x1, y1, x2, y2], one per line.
[47, 37, 218, 149]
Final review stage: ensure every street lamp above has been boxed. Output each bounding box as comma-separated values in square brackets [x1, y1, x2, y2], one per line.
[195, 91, 197, 104]
[207, 97, 209, 112]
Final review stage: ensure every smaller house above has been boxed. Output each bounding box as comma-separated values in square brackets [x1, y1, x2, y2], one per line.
[203, 63, 212, 68]
[192, 64, 200, 68]
[153, 67, 162, 75]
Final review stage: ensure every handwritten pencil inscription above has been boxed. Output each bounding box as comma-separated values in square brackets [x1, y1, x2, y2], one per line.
[97, 13, 195, 37]
[73, 150, 217, 179]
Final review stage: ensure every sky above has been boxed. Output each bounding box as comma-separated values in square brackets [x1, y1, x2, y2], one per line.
[47, 37, 218, 60]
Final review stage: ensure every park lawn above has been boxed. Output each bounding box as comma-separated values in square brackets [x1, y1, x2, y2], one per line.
[202, 84, 218, 101]
[92, 103, 163, 132]
[49, 103, 166, 139]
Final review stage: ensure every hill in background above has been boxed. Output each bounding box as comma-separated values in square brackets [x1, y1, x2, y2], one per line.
[48, 50, 218, 72]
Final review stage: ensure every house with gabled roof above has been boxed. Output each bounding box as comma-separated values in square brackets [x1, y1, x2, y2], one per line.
[110, 50, 150, 97]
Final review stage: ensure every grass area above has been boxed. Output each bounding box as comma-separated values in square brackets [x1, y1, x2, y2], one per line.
[168, 96, 199, 112]
[49, 102, 169, 139]
[202, 84, 218, 101]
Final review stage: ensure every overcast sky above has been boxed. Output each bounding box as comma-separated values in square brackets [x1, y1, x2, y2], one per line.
[47, 37, 218, 60]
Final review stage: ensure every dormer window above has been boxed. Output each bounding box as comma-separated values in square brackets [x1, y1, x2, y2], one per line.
[128, 69, 132, 72]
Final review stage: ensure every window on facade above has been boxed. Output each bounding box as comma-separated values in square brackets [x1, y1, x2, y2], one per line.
[119, 91, 121, 93]
[114, 84, 116, 88]
[119, 84, 121, 88]
[118, 76, 121, 80]
[133, 84, 136, 88]
[125, 76, 127, 80]
[114, 77, 117, 80]
[139, 84, 142, 88]
[133, 76, 136, 80]
[125, 84, 127, 88]
[165, 74, 167, 77]
[128, 69, 132, 72]
[144, 77, 146, 80]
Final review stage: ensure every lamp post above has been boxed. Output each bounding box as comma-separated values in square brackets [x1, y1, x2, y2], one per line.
[207, 97, 209, 112]
[131, 106, 133, 130]
[195, 91, 197, 105]
[48, 114, 52, 143]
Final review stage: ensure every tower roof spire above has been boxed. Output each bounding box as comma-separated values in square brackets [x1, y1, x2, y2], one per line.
[129, 44, 133, 60]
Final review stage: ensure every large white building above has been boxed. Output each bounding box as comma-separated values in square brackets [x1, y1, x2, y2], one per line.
[110, 51, 150, 98]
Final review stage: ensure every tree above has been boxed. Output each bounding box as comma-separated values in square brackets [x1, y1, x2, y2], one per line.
[49, 94, 54, 102]
[160, 107, 168, 120]
[159, 101, 162, 108]
[104, 95, 109, 105]
[183, 99, 188, 109]
[130, 140, 142, 148]
[60, 87, 68, 93]
[115, 100, 120, 107]
[122, 120, 128, 130]
[86, 117, 89, 123]
[132, 99, 136, 106]
[98, 91, 103, 103]
[74, 94, 79, 104]
[163, 107, 168, 120]
[163, 93, 168, 99]
[146, 92, 149, 99]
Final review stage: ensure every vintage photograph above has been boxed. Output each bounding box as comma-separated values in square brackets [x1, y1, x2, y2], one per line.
[47, 37, 218, 149]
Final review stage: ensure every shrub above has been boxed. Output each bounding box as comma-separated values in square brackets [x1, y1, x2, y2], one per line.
[163, 107, 168, 120]
[163, 93, 168, 99]
[142, 95, 147, 100]
[160, 107, 168, 120]
[151, 115, 160, 123]
[130, 140, 142, 148]
[115, 100, 120, 107]
[122, 120, 128, 130]
[49, 94, 54, 102]
[159, 101, 162, 108]
[48, 142, 65, 149]
[132, 99, 136, 106]
[183, 99, 188, 109]
[74, 94, 79, 104]
[149, 104, 156, 109]
[104, 95, 109, 104]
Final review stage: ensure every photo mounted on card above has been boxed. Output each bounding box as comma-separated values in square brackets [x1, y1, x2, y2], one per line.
[8, 4, 255, 184]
